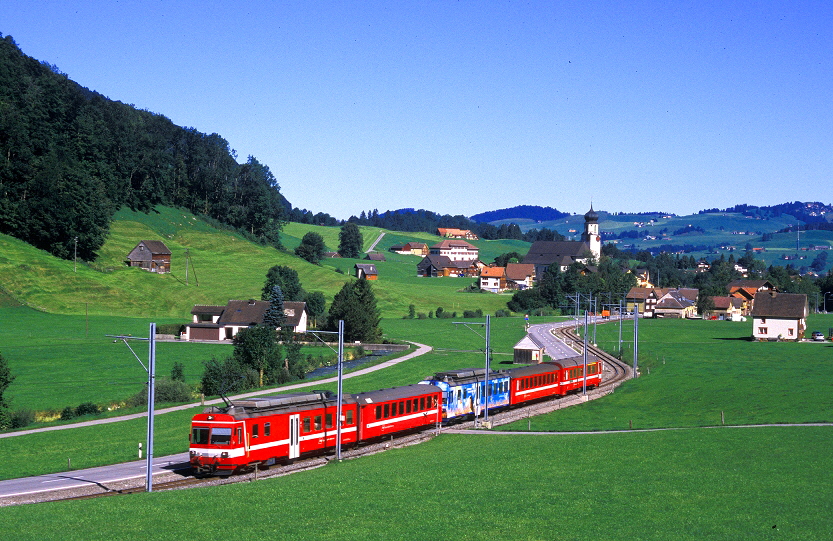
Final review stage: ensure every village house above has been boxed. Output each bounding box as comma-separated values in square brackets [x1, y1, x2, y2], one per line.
[505, 263, 535, 290]
[429, 239, 479, 261]
[479, 266, 506, 293]
[703, 296, 744, 321]
[751, 291, 808, 341]
[727, 279, 777, 315]
[389, 242, 429, 256]
[653, 288, 699, 319]
[125, 240, 171, 273]
[417, 255, 481, 277]
[183, 299, 308, 341]
[354, 263, 378, 280]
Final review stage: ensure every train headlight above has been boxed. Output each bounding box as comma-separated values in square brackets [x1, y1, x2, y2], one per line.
[221, 452, 229, 458]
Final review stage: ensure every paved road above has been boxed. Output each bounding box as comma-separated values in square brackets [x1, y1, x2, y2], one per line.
[527, 316, 614, 360]
[365, 230, 385, 252]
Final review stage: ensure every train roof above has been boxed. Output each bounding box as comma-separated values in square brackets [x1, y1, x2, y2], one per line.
[424, 368, 508, 385]
[548, 355, 600, 369]
[201, 391, 356, 418]
[353, 384, 442, 405]
[506, 363, 562, 378]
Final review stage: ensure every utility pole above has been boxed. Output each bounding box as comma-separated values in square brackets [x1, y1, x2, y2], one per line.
[582, 310, 588, 395]
[633, 309, 639, 377]
[107, 323, 156, 492]
[306, 322, 345, 460]
[74, 237, 78, 273]
[452, 316, 492, 426]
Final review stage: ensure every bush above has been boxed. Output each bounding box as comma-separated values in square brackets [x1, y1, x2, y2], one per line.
[417, 312, 428, 319]
[494, 309, 511, 317]
[60, 406, 76, 420]
[200, 357, 259, 396]
[75, 402, 100, 417]
[171, 361, 185, 382]
[462, 309, 484, 318]
[156, 323, 184, 336]
[10, 409, 35, 429]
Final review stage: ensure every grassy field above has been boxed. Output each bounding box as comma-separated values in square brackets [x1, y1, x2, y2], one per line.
[2, 428, 831, 540]
[499, 314, 833, 431]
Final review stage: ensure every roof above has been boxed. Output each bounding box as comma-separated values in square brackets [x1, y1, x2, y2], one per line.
[365, 253, 386, 261]
[355, 263, 378, 275]
[437, 228, 478, 239]
[136, 240, 171, 254]
[216, 299, 270, 326]
[506, 263, 535, 281]
[626, 287, 654, 300]
[709, 296, 743, 310]
[506, 363, 560, 378]
[480, 266, 505, 278]
[513, 335, 545, 351]
[727, 279, 774, 290]
[191, 305, 225, 316]
[422, 368, 507, 385]
[523, 241, 590, 265]
[353, 384, 443, 405]
[430, 239, 478, 251]
[282, 301, 307, 327]
[751, 291, 808, 319]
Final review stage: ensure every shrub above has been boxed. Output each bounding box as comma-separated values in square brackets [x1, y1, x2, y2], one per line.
[171, 361, 185, 382]
[494, 309, 511, 317]
[10, 409, 35, 429]
[463, 309, 484, 318]
[156, 323, 184, 336]
[417, 312, 428, 319]
[60, 406, 76, 420]
[75, 402, 100, 417]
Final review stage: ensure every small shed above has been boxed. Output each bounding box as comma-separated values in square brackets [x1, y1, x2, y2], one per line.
[513, 335, 545, 364]
[126, 240, 171, 273]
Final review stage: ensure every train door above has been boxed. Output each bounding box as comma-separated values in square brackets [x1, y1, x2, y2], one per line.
[289, 414, 300, 460]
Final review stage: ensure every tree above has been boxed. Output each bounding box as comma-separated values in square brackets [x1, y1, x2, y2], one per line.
[304, 291, 327, 328]
[0, 352, 13, 429]
[200, 356, 259, 396]
[326, 279, 382, 342]
[232, 325, 283, 387]
[338, 222, 363, 258]
[295, 231, 325, 264]
[262, 265, 304, 301]
[263, 285, 286, 329]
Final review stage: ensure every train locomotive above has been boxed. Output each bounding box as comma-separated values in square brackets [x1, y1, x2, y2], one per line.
[190, 384, 442, 476]
[190, 354, 602, 475]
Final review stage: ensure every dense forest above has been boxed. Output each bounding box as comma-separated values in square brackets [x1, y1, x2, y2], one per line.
[0, 33, 291, 261]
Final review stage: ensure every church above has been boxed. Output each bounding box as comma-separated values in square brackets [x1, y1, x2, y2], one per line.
[522, 206, 602, 282]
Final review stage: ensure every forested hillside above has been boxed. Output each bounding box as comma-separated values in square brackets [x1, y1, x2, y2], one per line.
[0, 34, 290, 262]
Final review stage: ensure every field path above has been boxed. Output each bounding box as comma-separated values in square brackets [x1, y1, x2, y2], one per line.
[365, 230, 385, 252]
[0, 342, 432, 440]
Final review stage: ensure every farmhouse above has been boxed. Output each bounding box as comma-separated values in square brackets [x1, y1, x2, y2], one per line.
[125, 240, 171, 273]
[653, 288, 699, 319]
[479, 266, 506, 293]
[184, 299, 308, 341]
[437, 228, 479, 240]
[417, 255, 480, 277]
[751, 291, 808, 341]
[429, 239, 479, 261]
[703, 296, 744, 321]
[505, 263, 535, 290]
[389, 242, 429, 256]
[728, 279, 776, 315]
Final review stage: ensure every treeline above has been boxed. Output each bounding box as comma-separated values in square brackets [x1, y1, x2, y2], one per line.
[699, 201, 833, 224]
[339, 208, 564, 242]
[0, 34, 290, 261]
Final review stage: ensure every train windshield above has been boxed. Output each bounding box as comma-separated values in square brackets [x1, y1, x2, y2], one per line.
[192, 427, 209, 445]
[210, 427, 232, 445]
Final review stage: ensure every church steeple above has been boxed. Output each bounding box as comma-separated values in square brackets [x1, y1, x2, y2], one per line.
[581, 204, 601, 261]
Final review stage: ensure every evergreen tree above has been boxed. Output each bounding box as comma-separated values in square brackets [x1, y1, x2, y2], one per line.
[338, 222, 363, 258]
[263, 285, 286, 329]
[326, 279, 382, 342]
[303, 291, 327, 328]
[232, 325, 283, 387]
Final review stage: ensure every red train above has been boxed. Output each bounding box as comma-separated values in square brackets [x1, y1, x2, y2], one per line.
[190, 385, 442, 476]
[189, 355, 602, 475]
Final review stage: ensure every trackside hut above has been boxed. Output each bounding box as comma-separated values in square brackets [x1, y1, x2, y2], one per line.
[751, 291, 808, 341]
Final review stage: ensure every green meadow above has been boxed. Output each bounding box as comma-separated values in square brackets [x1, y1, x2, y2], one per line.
[2, 209, 833, 539]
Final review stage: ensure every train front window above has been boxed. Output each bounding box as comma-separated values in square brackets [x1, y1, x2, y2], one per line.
[192, 427, 209, 445]
[210, 427, 232, 445]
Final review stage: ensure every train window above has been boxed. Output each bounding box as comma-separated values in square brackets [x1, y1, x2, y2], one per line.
[406, 400, 411, 414]
[375, 405, 382, 419]
[264, 423, 271, 437]
[420, 397, 426, 410]
[236, 428, 242, 442]
[192, 427, 209, 445]
[252, 424, 259, 438]
[384, 403, 390, 418]
[314, 415, 322, 430]
[303, 417, 311, 433]
[211, 427, 232, 445]
[413, 398, 419, 411]
[391, 402, 398, 416]
[326, 413, 333, 429]
[346, 410, 354, 425]
[400, 401, 405, 414]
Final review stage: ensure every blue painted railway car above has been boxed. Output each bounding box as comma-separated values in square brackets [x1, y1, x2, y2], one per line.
[419, 368, 510, 421]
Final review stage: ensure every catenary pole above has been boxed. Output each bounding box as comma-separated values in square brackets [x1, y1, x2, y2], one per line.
[336, 320, 344, 460]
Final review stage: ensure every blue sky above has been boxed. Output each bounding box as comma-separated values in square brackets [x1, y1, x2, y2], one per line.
[4, 1, 831, 219]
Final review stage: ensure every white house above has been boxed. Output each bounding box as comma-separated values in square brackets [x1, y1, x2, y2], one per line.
[751, 291, 808, 341]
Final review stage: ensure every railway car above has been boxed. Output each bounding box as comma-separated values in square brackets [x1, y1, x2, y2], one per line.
[353, 384, 443, 441]
[190, 391, 358, 476]
[554, 355, 603, 394]
[419, 368, 510, 421]
[506, 363, 563, 406]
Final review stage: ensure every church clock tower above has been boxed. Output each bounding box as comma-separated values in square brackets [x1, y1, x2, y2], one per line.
[581, 205, 601, 261]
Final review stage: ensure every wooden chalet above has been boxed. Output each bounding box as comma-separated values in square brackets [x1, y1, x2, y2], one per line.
[417, 255, 480, 277]
[126, 240, 171, 273]
[354, 263, 378, 280]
